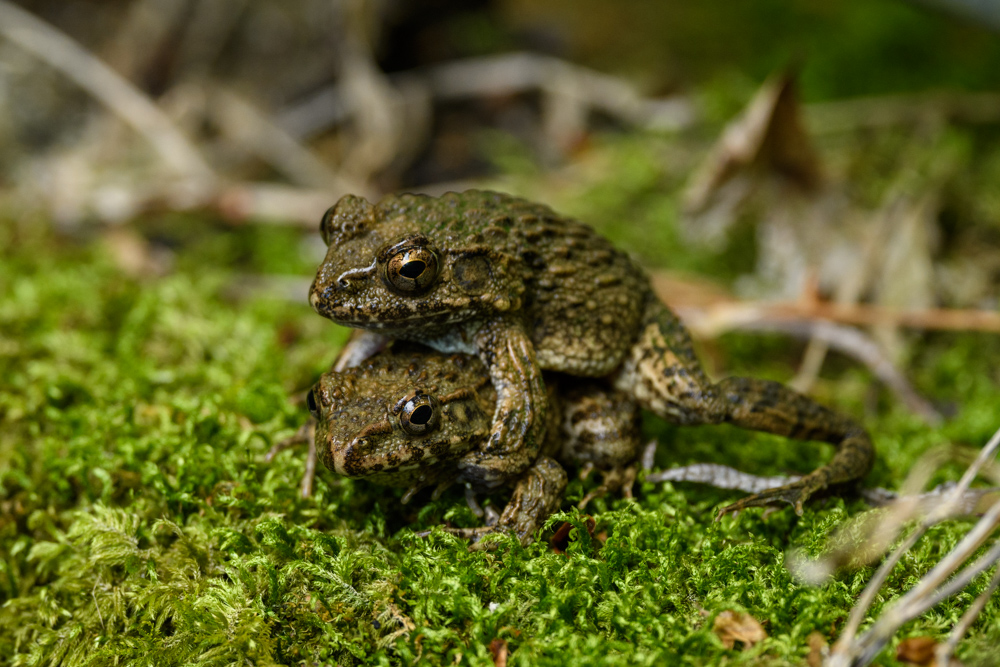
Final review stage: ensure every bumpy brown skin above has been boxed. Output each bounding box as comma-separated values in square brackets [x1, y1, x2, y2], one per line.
[310, 190, 875, 515]
[312, 345, 642, 544]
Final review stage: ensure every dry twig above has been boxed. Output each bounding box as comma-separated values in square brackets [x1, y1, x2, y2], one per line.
[209, 88, 368, 194]
[0, 0, 213, 182]
[654, 273, 945, 423]
[646, 463, 800, 494]
[826, 427, 1000, 666]
[277, 51, 696, 142]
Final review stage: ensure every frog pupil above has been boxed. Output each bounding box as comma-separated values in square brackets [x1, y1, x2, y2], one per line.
[409, 404, 433, 425]
[399, 260, 426, 279]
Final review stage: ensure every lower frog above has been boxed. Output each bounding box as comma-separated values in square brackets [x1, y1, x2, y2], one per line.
[278, 342, 644, 545]
[274, 338, 871, 545]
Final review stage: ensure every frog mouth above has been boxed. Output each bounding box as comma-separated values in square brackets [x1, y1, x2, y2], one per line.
[334, 436, 443, 478]
[311, 299, 471, 329]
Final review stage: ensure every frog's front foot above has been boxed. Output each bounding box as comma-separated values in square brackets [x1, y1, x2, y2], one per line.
[577, 464, 638, 509]
[421, 456, 567, 548]
[715, 471, 830, 519]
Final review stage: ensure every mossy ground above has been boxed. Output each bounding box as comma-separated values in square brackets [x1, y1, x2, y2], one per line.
[2, 147, 1000, 665]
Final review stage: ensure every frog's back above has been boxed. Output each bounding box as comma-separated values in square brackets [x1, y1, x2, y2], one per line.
[513, 209, 648, 375]
[375, 191, 649, 375]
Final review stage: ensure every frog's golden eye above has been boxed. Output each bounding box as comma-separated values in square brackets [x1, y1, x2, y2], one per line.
[307, 386, 322, 419]
[382, 241, 439, 294]
[400, 392, 440, 435]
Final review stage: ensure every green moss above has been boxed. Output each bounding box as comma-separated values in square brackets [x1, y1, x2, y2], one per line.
[2, 164, 999, 665]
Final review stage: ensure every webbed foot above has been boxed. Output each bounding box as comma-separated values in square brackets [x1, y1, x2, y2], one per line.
[715, 471, 830, 519]
[418, 457, 567, 549]
[578, 465, 638, 509]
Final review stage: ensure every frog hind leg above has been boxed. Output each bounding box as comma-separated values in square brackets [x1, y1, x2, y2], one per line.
[443, 456, 567, 548]
[578, 464, 637, 509]
[554, 380, 644, 508]
[616, 300, 874, 516]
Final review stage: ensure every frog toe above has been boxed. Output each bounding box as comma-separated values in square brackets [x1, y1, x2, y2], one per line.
[715, 476, 827, 520]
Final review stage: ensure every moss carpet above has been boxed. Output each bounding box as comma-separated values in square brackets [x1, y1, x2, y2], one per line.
[1, 205, 999, 666]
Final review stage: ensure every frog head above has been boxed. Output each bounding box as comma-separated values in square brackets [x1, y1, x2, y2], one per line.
[310, 348, 494, 487]
[308, 191, 526, 336]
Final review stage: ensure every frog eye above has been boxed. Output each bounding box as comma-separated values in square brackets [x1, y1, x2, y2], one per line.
[400, 392, 440, 435]
[381, 241, 439, 294]
[307, 386, 321, 419]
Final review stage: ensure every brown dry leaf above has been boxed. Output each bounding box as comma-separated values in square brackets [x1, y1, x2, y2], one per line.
[896, 636, 939, 665]
[806, 631, 828, 667]
[713, 610, 767, 650]
[550, 516, 596, 555]
[489, 638, 508, 667]
[684, 72, 822, 214]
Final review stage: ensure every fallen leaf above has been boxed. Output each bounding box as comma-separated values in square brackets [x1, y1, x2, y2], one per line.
[806, 631, 828, 667]
[550, 516, 596, 555]
[896, 636, 938, 665]
[684, 71, 822, 215]
[489, 638, 508, 667]
[713, 610, 767, 650]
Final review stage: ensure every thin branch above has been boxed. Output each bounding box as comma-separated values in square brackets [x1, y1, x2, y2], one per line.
[850, 523, 1000, 666]
[674, 299, 1000, 336]
[277, 51, 696, 140]
[214, 183, 340, 226]
[0, 0, 214, 181]
[209, 88, 371, 195]
[646, 463, 800, 494]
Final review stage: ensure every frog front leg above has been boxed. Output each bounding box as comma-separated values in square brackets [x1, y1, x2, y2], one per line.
[334, 330, 390, 371]
[444, 456, 568, 547]
[455, 318, 548, 487]
[617, 300, 874, 515]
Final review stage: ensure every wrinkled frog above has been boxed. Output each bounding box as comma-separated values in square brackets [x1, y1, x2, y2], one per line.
[308, 343, 643, 543]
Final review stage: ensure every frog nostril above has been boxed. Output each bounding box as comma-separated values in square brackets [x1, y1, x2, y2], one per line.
[334, 272, 361, 292]
[335, 275, 359, 292]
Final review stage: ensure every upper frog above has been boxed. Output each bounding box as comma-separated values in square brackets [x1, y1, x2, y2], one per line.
[309, 190, 648, 374]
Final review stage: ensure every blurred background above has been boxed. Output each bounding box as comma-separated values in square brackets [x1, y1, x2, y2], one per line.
[3, 0, 1000, 412]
